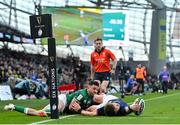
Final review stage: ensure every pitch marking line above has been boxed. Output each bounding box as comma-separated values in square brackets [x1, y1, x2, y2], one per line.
[30, 92, 180, 124]
[144, 92, 180, 102]
[127, 92, 180, 104]
[28, 115, 77, 125]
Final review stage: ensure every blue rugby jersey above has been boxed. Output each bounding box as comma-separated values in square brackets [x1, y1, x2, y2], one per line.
[97, 99, 129, 116]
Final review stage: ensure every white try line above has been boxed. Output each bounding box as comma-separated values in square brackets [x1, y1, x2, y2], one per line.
[28, 115, 77, 125]
[29, 92, 180, 124]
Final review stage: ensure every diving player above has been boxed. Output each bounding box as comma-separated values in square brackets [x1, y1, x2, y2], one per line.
[72, 94, 145, 116]
[4, 81, 100, 116]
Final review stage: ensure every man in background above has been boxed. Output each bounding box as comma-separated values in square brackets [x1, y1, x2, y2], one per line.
[158, 65, 170, 94]
[90, 38, 117, 93]
[135, 64, 146, 95]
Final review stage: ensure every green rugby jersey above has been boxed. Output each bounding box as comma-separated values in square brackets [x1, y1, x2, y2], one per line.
[66, 89, 93, 110]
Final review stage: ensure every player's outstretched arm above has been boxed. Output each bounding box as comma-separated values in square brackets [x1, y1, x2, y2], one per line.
[86, 105, 97, 111]
[69, 99, 97, 116]
[81, 110, 97, 116]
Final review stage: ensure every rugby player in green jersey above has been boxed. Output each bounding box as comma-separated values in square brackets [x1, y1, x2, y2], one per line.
[4, 81, 100, 117]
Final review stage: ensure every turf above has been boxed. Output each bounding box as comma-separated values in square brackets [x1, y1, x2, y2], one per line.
[0, 90, 180, 124]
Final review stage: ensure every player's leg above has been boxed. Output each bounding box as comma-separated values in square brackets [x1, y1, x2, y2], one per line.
[138, 79, 144, 94]
[141, 80, 145, 94]
[41, 104, 51, 116]
[162, 81, 165, 93]
[40, 94, 67, 115]
[4, 104, 47, 117]
[101, 81, 109, 93]
[164, 81, 168, 94]
[96, 94, 118, 109]
[58, 94, 67, 112]
[28, 108, 48, 116]
[100, 72, 111, 93]
[93, 74, 101, 84]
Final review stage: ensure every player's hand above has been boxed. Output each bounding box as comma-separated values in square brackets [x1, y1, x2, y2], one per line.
[70, 101, 81, 112]
[69, 99, 79, 110]
[86, 105, 97, 111]
[130, 104, 140, 111]
[110, 68, 115, 74]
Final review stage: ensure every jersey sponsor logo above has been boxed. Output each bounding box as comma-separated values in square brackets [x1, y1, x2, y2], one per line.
[77, 94, 83, 101]
[95, 58, 105, 62]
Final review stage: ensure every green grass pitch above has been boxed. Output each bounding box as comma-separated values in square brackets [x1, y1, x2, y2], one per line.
[0, 90, 180, 124]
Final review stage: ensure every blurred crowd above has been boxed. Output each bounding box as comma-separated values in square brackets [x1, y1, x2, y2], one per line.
[57, 55, 89, 90]
[0, 48, 49, 99]
[0, 48, 89, 100]
[115, 60, 180, 96]
[1, 48, 180, 100]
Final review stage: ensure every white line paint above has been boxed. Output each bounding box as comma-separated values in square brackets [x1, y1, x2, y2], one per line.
[30, 92, 180, 124]
[127, 92, 180, 104]
[28, 115, 77, 125]
[144, 92, 180, 102]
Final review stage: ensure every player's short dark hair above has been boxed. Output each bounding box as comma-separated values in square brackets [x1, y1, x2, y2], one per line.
[94, 38, 102, 43]
[104, 103, 116, 116]
[89, 80, 99, 87]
